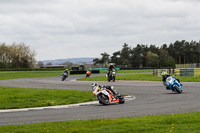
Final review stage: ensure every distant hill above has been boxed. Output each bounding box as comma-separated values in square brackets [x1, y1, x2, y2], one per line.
[40, 57, 96, 65]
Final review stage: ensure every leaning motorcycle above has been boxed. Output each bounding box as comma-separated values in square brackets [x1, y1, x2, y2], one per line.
[92, 83, 125, 105]
[61, 72, 68, 81]
[166, 76, 182, 93]
[107, 70, 116, 82]
[86, 71, 91, 78]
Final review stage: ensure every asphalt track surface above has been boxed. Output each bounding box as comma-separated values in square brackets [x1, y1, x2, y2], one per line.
[0, 73, 200, 126]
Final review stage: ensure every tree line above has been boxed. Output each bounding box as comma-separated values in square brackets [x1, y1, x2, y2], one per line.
[0, 43, 36, 68]
[93, 40, 200, 68]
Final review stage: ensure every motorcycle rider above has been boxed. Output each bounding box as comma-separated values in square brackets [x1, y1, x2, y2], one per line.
[91, 82, 117, 98]
[62, 69, 68, 76]
[105, 85, 119, 98]
[91, 82, 98, 91]
[64, 69, 68, 73]
[161, 71, 181, 89]
[86, 69, 91, 77]
[107, 63, 116, 77]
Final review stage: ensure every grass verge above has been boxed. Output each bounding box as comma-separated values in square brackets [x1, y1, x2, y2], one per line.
[78, 74, 200, 82]
[100, 69, 153, 74]
[0, 70, 64, 80]
[0, 86, 96, 109]
[0, 70, 152, 80]
[78, 74, 161, 81]
[0, 112, 199, 132]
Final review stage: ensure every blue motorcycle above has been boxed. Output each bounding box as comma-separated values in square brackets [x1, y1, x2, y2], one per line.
[61, 72, 68, 81]
[166, 76, 182, 93]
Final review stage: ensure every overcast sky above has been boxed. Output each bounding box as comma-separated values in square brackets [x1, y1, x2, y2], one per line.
[0, 0, 200, 61]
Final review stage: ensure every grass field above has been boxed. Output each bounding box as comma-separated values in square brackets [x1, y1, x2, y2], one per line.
[78, 73, 200, 82]
[0, 112, 199, 132]
[0, 70, 64, 80]
[1, 69, 200, 82]
[99, 69, 153, 74]
[0, 69, 152, 80]
[0, 86, 96, 109]
[1, 69, 200, 132]
[78, 74, 159, 81]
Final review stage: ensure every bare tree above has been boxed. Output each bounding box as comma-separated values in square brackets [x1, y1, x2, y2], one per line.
[0, 42, 36, 68]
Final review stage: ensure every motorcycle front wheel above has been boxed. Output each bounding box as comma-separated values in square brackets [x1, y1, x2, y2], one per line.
[118, 95, 125, 104]
[113, 76, 115, 82]
[62, 76, 66, 81]
[175, 86, 182, 93]
[97, 93, 110, 105]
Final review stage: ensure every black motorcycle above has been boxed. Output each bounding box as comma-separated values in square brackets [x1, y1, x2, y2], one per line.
[107, 70, 116, 82]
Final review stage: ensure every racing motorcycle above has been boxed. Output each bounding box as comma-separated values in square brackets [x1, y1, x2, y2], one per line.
[86, 70, 91, 78]
[107, 70, 116, 82]
[91, 82, 125, 105]
[61, 72, 68, 81]
[165, 76, 182, 93]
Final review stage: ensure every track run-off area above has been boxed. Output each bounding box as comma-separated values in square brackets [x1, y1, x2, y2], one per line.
[0, 73, 200, 126]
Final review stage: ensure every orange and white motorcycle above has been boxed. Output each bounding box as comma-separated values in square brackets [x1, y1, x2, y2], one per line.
[86, 70, 91, 77]
[91, 82, 125, 105]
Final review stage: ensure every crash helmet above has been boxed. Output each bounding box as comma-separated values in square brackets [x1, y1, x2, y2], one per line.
[66, 69, 68, 71]
[161, 71, 167, 77]
[91, 82, 98, 89]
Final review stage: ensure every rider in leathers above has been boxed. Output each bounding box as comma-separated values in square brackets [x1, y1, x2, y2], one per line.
[107, 63, 116, 77]
[161, 72, 181, 89]
[62, 69, 68, 77]
[91, 82, 118, 99]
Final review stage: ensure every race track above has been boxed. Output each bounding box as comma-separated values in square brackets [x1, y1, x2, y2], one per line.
[0, 74, 200, 126]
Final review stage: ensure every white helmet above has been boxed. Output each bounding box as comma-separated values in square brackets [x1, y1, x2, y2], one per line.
[66, 69, 68, 71]
[91, 82, 98, 87]
[91, 82, 98, 90]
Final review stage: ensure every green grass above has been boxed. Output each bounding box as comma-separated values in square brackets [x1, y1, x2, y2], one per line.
[0, 112, 199, 132]
[100, 69, 153, 74]
[0, 70, 64, 80]
[0, 86, 96, 109]
[2, 69, 200, 82]
[0, 69, 152, 80]
[78, 74, 200, 82]
[177, 76, 200, 82]
[78, 74, 161, 81]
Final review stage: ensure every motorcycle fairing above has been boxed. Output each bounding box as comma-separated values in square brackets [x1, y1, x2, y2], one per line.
[106, 89, 119, 103]
[166, 76, 181, 92]
[93, 86, 111, 102]
[93, 86, 119, 103]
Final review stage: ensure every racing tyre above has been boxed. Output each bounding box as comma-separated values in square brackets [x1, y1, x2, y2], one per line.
[108, 76, 111, 82]
[62, 76, 66, 81]
[97, 93, 110, 105]
[118, 95, 125, 104]
[113, 76, 115, 82]
[175, 86, 182, 93]
[99, 101, 103, 104]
